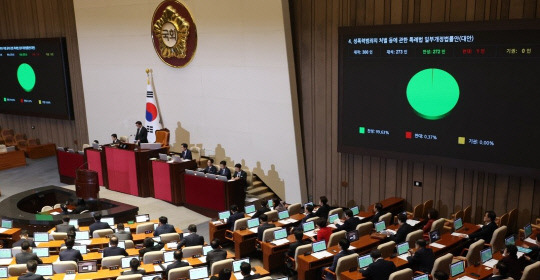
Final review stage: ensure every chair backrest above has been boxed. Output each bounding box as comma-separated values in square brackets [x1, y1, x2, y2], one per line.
[335, 253, 359, 280]
[507, 208, 518, 233]
[124, 240, 135, 249]
[431, 253, 453, 275]
[0, 145, 6, 153]
[499, 213, 509, 227]
[328, 208, 344, 221]
[143, 251, 164, 264]
[406, 229, 424, 248]
[264, 210, 278, 222]
[79, 209, 89, 214]
[52, 232, 67, 240]
[389, 268, 413, 280]
[306, 216, 319, 223]
[11, 247, 22, 256]
[160, 233, 180, 243]
[168, 266, 193, 280]
[14, 134, 26, 141]
[431, 218, 446, 232]
[356, 222, 373, 237]
[262, 227, 281, 242]
[233, 217, 249, 231]
[154, 128, 170, 147]
[463, 205, 472, 223]
[294, 244, 312, 270]
[210, 258, 233, 275]
[101, 256, 123, 268]
[466, 239, 485, 266]
[521, 261, 540, 280]
[82, 144, 91, 149]
[379, 212, 392, 226]
[491, 226, 507, 253]
[8, 264, 27, 276]
[93, 228, 114, 238]
[328, 230, 347, 248]
[288, 203, 302, 216]
[377, 241, 396, 258]
[116, 274, 143, 280]
[454, 210, 464, 221]
[119, 136, 129, 142]
[412, 203, 424, 219]
[135, 223, 154, 234]
[41, 206, 53, 212]
[182, 245, 203, 257]
[53, 261, 77, 273]
[422, 200, 434, 219]
[53, 203, 62, 209]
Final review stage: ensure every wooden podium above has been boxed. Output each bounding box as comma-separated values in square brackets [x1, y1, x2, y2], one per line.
[75, 169, 100, 199]
[183, 174, 245, 217]
[149, 159, 198, 205]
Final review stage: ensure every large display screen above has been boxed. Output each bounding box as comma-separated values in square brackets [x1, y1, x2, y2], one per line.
[338, 21, 540, 176]
[0, 38, 73, 120]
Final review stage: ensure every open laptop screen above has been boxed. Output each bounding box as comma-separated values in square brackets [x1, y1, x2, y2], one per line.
[450, 261, 465, 277]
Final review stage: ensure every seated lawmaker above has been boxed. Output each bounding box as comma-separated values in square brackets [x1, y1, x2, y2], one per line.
[178, 224, 204, 247]
[488, 261, 509, 280]
[407, 239, 435, 273]
[227, 205, 244, 230]
[423, 209, 439, 233]
[326, 238, 354, 280]
[388, 213, 413, 244]
[103, 236, 128, 257]
[139, 237, 164, 257]
[72, 198, 88, 214]
[162, 250, 189, 278]
[312, 219, 332, 246]
[292, 204, 316, 233]
[122, 258, 146, 275]
[15, 241, 42, 264]
[59, 238, 83, 262]
[272, 198, 287, 213]
[370, 203, 386, 224]
[18, 260, 45, 280]
[360, 249, 396, 280]
[257, 214, 276, 241]
[239, 262, 260, 280]
[522, 234, 540, 263]
[89, 213, 111, 237]
[55, 216, 76, 233]
[252, 200, 271, 219]
[180, 143, 192, 160]
[210, 269, 232, 280]
[206, 239, 227, 272]
[288, 230, 309, 258]
[314, 196, 330, 220]
[335, 209, 360, 233]
[500, 245, 522, 280]
[12, 230, 36, 248]
[467, 210, 498, 243]
[111, 133, 121, 144]
[217, 160, 231, 179]
[433, 271, 449, 280]
[113, 223, 132, 240]
[154, 216, 176, 236]
[202, 158, 218, 174]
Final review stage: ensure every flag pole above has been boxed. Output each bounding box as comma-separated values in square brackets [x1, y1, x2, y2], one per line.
[149, 69, 164, 127]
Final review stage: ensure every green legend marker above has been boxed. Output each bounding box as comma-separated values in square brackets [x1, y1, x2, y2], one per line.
[406, 68, 459, 120]
[17, 63, 36, 92]
[359, 127, 365, 134]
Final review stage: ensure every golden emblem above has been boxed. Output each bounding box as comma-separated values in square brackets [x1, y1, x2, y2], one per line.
[152, 5, 190, 59]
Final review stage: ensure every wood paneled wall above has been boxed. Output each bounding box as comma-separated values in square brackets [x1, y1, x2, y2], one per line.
[290, 0, 540, 226]
[0, 0, 88, 149]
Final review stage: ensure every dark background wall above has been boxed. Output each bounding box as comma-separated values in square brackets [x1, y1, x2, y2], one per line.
[290, 0, 540, 226]
[0, 0, 88, 149]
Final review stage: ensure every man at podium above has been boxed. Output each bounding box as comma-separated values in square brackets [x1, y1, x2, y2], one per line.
[134, 121, 148, 143]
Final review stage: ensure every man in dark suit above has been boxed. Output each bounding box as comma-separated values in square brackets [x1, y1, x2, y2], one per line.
[468, 210, 498, 243]
[153, 216, 176, 237]
[292, 204, 317, 233]
[314, 196, 331, 220]
[232, 163, 248, 191]
[257, 214, 276, 241]
[178, 224, 204, 247]
[326, 238, 355, 280]
[370, 203, 386, 224]
[433, 271, 449, 280]
[501, 245, 522, 280]
[202, 158, 218, 174]
[218, 160, 231, 180]
[72, 199, 88, 214]
[407, 239, 435, 273]
[113, 223, 132, 241]
[488, 261, 509, 280]
[15, 241, 42, 264]
[59, 238, 83, 262]
[335, 209, 361, 233]
[12, 230, 36, 248]
[55, 216, 76, 233]
[89, 213, 111, 237]
[134, 121, 148, 143]
[103, 236, 128, 257]
[288, 230, 309, 258]
[111, 134, 121, 144]
[162, 250, 189, 277]
[122, 258, 146, 275]
[18, 260, 44, 280]
[179, 143, 192, 160]
[388, 213, 413, 244]
[227, 205, 244, 230]
[253, 200, 271, 219]
[210, 269, 231, 280]
[523, 234, 540, 263]
[239, 262, 260, 280]
[360, 249, 396, 280]
[206, 239, 227, 272]
[139, 237, 164, 258]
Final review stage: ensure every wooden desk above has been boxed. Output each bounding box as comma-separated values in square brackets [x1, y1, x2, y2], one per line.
[209, 221, 229, 245]
[427, 223, 480, 256]
[56, 150, 84, 184]
[232, 229, 258, 259]
[448, 252, 503, 280]
[0, 150, 26, 171]
[261, 233, 312, 271]
[26, 143, 56, 159]
[85, 147, 109, 187]
[356, 197, 406, 221]
[184, 174, 245, 217]
[149, 159, 197, 205]
[0, 228, 21, 248]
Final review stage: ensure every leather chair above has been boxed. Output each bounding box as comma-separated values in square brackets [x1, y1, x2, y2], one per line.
[53, 261, 77, 273]
[168, 266, 193, 280]
[323, 253, 359, 280]
[328, 230, 346, 248]
[377, 241, 396, 258]
[356, 222, 373, 237]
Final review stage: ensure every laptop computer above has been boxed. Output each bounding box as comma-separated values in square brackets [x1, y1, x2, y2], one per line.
[73, 245, 87, 254]
[216, 175, 228, 182]
[0, 267, 7, 279]
[245, 205, 256, 215]
[218, 211, 230, 220]
[101, 217, 115, 227]
[454, 218, 463, 231]
[158, 153, 168, 161]
[233, 258, 250, 272]
[278, 211, 290, 220]
[524, 224, 533, 239]
[247, 218, 259, 229]
[185, 169, 195, 175]
[143, 274, 162, 280]
[68, 219, 79, 227]
[0, 249, 12, 259]
[397, 242, 409, 256]
[203, 245, 212, 256]
[121, 256, 140, 268]
[350, 206, 359, 216]
[375, 221, 386, 233]
[357, 254, 373, 269]
[140, 143, 162, 150]
[136, 214, 150, 223]
[1, 219, 12, 229]
[429, 229, 441, 243]
[205, 174, 216, 180]
[77, 260, 97, 273]
[189, 267, 209, 280]
[75, 231, 90, 240]
[347, 230, 359, 242]
[92, 143, 99, 149]
[34, 232, 49, 242]
[413, 274, 429, 280]
[36, 264, 54, 276]
[312, 240, 327, 253]
[480, 247, 495, 265]
[33, 248, 49, 258]
[328, 214, 339, 224]
[450, 260, 465, 277]
[268, 200, 275, 208]
[171, 155, 182, 163]
[303, 221, 315, 233]
[274, 228, 287, 241]
[505, 235, 515, 246]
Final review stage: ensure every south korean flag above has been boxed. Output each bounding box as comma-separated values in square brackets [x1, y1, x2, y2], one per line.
[144, 81, 162, 143]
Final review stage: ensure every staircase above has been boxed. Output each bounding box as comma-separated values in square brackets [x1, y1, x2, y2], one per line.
[245, 173, 279, 205]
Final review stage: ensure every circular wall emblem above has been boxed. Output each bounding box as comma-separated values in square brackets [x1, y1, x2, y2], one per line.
[151, 0, 197, 68]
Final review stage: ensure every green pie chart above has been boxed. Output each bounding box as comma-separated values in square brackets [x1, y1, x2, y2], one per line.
[17, 63, 36, 92]
[406, 68, 459, 120]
